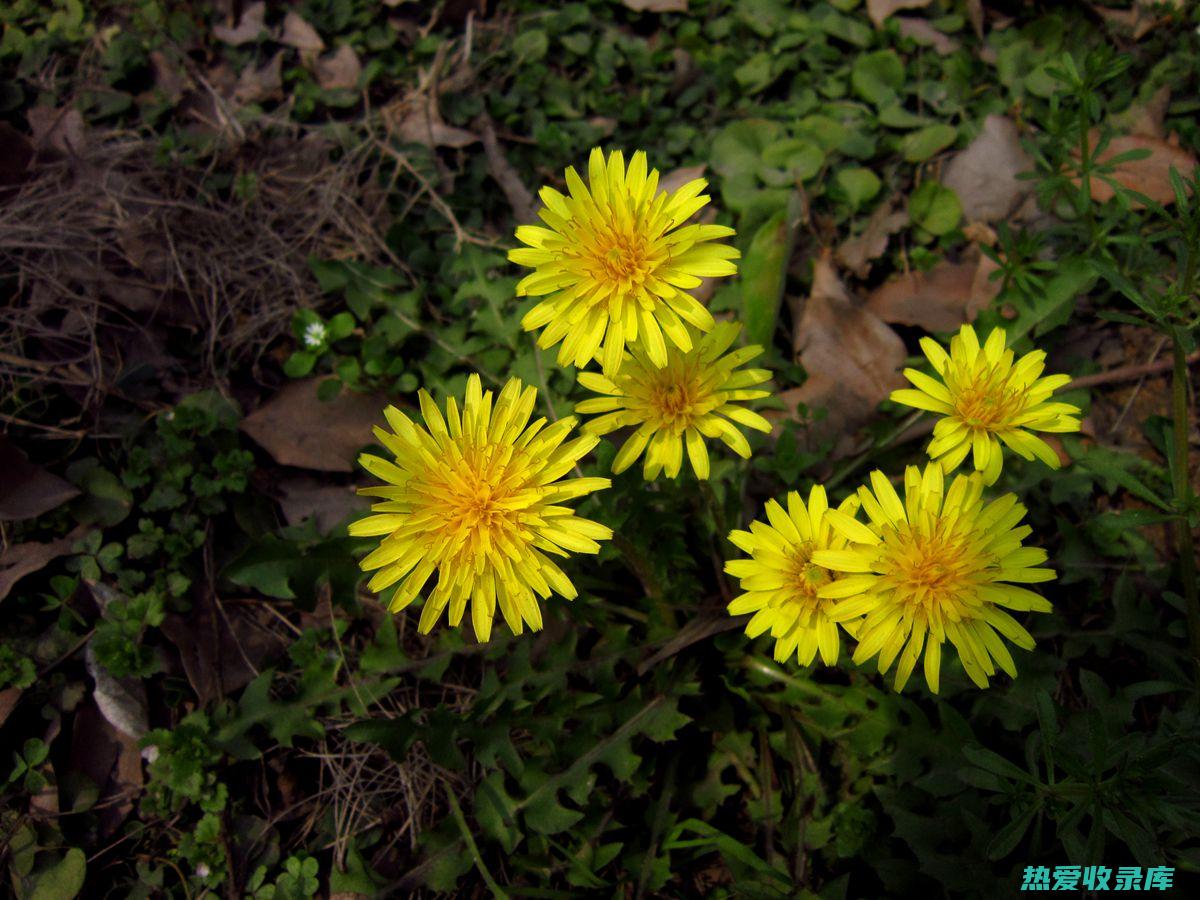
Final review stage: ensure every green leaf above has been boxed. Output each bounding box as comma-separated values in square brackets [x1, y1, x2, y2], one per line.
[739, 192, 802, 347]
[900, 124, 957, 162]
[283, 351, 318, 378]
[308, 256, 351, 293]
[1001, 256, 1096, 341]
[909, 181, 962, 235]
[25, 848, 86, 900]
[987, 804, 1038, 860]
[513, 29, 548, 61]
[962, 745, 1038, 785]
[524, 789, 583, 835]
[851, 50, 905, 107]
[834, 167, 881, 209]
[327, 312, 355, 341]
[222, 536, 362, 610]
[760, 138, 824, 184]
[475, 772, 521, 852]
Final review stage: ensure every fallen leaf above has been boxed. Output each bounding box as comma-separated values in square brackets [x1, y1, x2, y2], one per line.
[277, 477, 369, 532]
[0, 687, 20, 728]
[867, 0, 932, 28]
[1084, 131, 1198, 207]
[789, 253, 905, 440]
[385, 95, 478, 149]
[26, 105, 87, 155]
[966, 0, 984, 37]
[941, 115, 1033, 223]
[1109, 86, 1171, 141]
[1096, 0, 1185, 40]
[895, 16, 960, 55]
[836, 197, 908, 279]
[161, 599, 285, 706]
[280, 10, 325, 54]
[316, 43, 362, 91]
[213, 1, 266, 46]
[234, 50, 285, 105]
[0, 435, 79, 520]
[69, 700, 142, 838]
[0, 527, 85, 604]
[658, 163, 707, 197]
[478, 115, 536, 223]
[866, 250, 1002, 332]
[86, 638, 148, 741]
[240, 379, 389, 472]
[622, 0, 688, 11]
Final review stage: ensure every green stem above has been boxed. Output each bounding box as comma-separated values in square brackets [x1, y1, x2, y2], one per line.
[444, 782, 510, 900]
[1170, 339, 1200, 666]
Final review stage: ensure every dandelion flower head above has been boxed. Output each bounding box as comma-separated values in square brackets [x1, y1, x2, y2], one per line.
[725, 485, 863, 667]
[574, 321, 771, 480]
[813, 463, 1054, 693]
[509, 147, 740, 377]
[350, 375, 612, 641]
[890, 325, 1081, 484]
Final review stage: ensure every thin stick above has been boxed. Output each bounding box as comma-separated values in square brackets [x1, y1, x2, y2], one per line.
[1071, 349, 1200, 389]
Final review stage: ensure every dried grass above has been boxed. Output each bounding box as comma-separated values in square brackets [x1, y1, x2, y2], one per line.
[0, 125, 402, 420]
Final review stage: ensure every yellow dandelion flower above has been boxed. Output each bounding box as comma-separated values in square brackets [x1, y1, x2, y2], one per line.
[890, 324, 1082, 484]
[724, 485, 864, 666]
[349, 374, 612, 641]
[574, 321, 772, 480]
[509, 147, 740, 377]
[812, 463, 1054, 693]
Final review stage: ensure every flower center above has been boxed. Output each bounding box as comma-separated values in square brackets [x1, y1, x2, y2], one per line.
[952, 370, 1025, 431]
[778, 543, 832, 613]
[644, 368, 713, 432]
[590, 227, 653, 286]
[882, 522, 981, 620]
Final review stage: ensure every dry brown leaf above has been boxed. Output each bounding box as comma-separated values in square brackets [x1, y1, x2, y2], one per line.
[867, 0, 932, 28]
[278, 477, 369, 532]
[280, 10, 325, 53]
[386, 95, 478, 149]
[161, 601, 285, 706]
[234, 51, 285, 105]
[1109, 86, 1171, 142]
[316, 43, 362, 91]
[790, 253, 906, 435]
[85, 589, 149, 742]
[622, 0, 689, 11]
[1084, 131, 1198, 207]
[69, 700, 143, 838]
[0, 527, 84, 604]
[1096, 0, 1185, 40]
[836, 197, 908, 279]
[213, 0, 266, 45]
[0, 435, 79, 521]
[966, 0, 985, 37]
[241, 379, 388, 472]
[0, 687, 20, 728]
[26, 105, 87, 155]
[866, 250, 1000, 333]
[941, 115, 1033, 223]
[896, 16, 960, 55]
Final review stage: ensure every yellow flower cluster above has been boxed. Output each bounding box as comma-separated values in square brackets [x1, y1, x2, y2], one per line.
[727, 325, 1081, 692]
[347, 146, 1077, 695]
[352, 147, 763, 640]
[509, 148, 770, 482]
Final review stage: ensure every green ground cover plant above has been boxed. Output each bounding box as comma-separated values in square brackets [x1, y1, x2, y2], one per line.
[1, 1, 1198, 897]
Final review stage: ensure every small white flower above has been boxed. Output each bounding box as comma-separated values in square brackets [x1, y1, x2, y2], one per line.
[141, 744, 160, 764]
[302, 321, 327, 348]
[195, 863, 210, 879]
